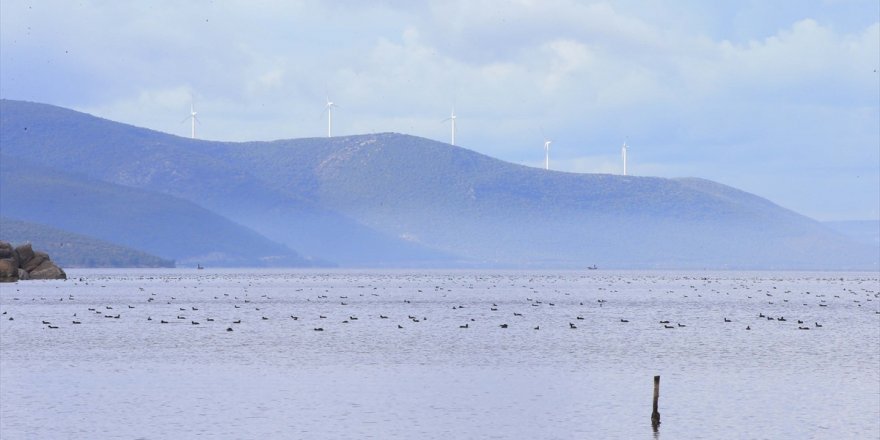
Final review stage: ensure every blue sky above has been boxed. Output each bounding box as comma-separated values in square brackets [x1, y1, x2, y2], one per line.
[1, 0, 878, 221]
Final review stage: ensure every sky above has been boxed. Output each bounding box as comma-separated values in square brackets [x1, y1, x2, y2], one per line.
[1, 0, 878, 221]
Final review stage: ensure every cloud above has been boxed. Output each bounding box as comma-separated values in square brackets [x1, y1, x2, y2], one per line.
[1, 0, 877, 219]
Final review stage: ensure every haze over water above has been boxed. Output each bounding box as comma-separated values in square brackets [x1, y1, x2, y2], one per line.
[1, 269, 878, 439]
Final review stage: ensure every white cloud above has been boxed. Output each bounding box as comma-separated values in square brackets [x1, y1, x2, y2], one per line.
[1, 0, 877, 219]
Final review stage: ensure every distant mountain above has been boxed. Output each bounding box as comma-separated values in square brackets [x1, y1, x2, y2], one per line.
[0, 152, 316, 267]
[823, 220, 880, 249]
[1, 99, 876, 269]
[0, 217, 174, 268]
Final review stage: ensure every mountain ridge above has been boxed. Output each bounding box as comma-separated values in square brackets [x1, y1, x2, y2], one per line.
[1, 99, 876, 269]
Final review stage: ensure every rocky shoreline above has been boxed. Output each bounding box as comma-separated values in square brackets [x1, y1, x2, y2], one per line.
[0, 241, 67, 282]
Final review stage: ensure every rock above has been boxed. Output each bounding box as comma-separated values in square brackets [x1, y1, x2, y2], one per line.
[0, 258, 18, 282]
[29, 259, 66, 280]
[23, 251, 48, 272]
[14, 243, 34, 267]
[0, 242, 14, 259]
[0, 241, 66, 282]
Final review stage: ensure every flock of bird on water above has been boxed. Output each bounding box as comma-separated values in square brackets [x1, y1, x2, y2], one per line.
[1, 274, 877, 336]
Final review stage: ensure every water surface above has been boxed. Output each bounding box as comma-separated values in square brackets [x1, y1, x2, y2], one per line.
[1, 270, 878, 439]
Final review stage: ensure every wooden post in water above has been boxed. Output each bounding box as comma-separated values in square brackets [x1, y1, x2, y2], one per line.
[651, 375, 661, 427]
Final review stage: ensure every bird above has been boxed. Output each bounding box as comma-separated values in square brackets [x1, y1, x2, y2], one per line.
[620, 319, 629, 323]
[724, 318, 731, 322]
[746, 326, 751, 330]
[815, 322, 822, 328]
[677, 323, 686, 327]
[72, 320, 81, 324]
[226, 327, 233, 332]
[459, 323, 469, 329]
[233, 320, 241, 324]
[569, 322, 577, 329]
[314, 327, 324, 331]
[664, 325, 675, 329]
[398, 324, 403, 329]
[534, 326, 540, 330]
[500, 324, 508, 328]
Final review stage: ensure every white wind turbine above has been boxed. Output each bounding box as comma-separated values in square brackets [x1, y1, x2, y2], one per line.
[322, 97, 339, 138]
[181, 101, 199, 139]
[543, 139, 552, 170]
[442, 107, 457, 145]
[621, 141, 628, 176]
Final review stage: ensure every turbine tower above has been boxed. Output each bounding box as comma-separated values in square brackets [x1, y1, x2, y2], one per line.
[182, 102, 199, 139]
[621, 141, 628, 176]
[543, 139, 552, 170]
[442, 107, 457, 145]
[322, 97, 339, 138]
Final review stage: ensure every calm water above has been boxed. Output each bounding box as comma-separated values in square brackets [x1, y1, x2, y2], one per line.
[1, 269, 878, 439]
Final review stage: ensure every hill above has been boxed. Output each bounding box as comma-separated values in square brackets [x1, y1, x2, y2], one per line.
[1, 99, 876, 269]
[0, 153, 316, 267]
[0, 217, 175, 268]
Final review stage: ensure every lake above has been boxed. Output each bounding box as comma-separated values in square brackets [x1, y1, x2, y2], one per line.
[1, 269, 878, 439]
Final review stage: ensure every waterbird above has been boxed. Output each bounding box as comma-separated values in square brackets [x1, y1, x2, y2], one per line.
[815, 322, 822, 328]
[226, 327, 233, 332]
[233, 320, 241, 324]
[664, 325, 675, 329]
[724, 318, 732, 322]
[500, 324, 508, 328]
[577, 316, 585, 320]
[314, 327, 324, 331]
[398, 324, 403, 329]
[569, 323, 577, 329]
[659, 320, 670, 324]
[161, 320, 168, 324]
[534, 326, 540, 330]
[677, 323, 686, 327]
[746, 326, 751, 330]
[798, 326, 810, 330]
[48, 325, 58, 329]
[459, 323, 469, 329]
[620, 319, 629, 323]
[191, 321, 200, 325]
[42, 320, 50, 324]
[72, 320, 81, 324]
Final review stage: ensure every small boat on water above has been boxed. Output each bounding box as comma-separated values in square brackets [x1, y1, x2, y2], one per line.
[587, 265, 598, 270]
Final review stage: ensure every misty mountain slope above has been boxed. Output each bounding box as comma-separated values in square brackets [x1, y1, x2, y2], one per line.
[0, 217, 175, 268]
[0, 154, 312, 267]
[0, 100, 458, 266]
[226, 133, 874, 268]
[1, 99, 876, 269]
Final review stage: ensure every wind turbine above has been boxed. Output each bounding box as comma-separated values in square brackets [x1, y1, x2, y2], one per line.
[543, 139, 552, 170]
[621, 141, 628, 176]
[322, 97, 339, 138]
[181, 101, 199, 139]
[442, 107, 457, 145]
